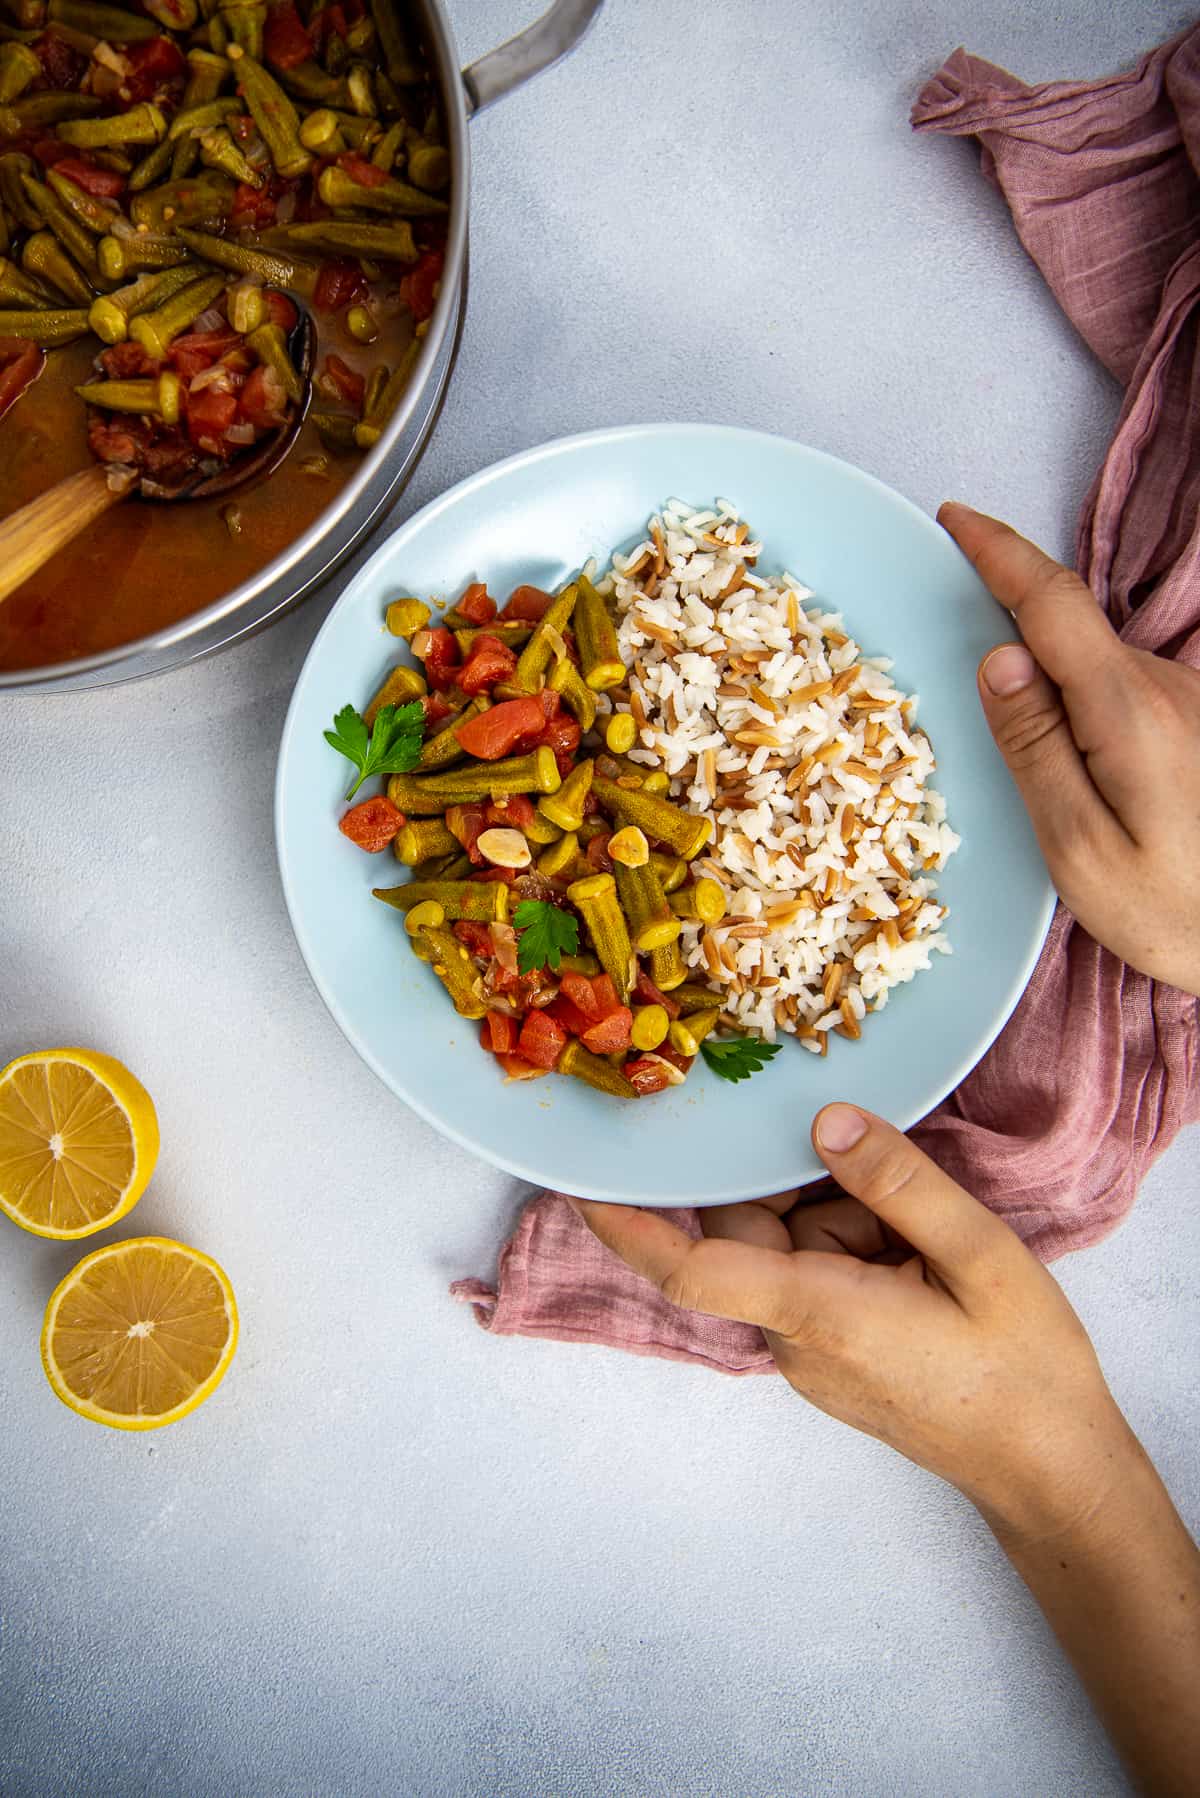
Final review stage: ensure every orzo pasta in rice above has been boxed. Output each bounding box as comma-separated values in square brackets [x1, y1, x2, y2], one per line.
[596, 500, 961, 1052]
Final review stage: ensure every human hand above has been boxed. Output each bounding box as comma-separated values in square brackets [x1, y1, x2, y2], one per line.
[939, 502, 1200, 996]
[572, 1104, 1137, 1542]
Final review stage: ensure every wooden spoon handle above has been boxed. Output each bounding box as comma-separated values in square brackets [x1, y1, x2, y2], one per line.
[0, 465, 133, 605]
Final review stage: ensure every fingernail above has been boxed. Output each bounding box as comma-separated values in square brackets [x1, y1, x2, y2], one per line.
[981, 643, 1036, 697]
[937, 500, 978, 526]
[816, 1104, 868, 1154]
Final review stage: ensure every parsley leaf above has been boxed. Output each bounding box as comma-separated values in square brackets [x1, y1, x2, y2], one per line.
[700, 1036, 782, 1084]
[324, 700, 424, 800]
[513, 900, 579, 975]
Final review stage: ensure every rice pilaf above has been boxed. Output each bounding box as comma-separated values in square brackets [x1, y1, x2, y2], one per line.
[597, 500, 961, 1051]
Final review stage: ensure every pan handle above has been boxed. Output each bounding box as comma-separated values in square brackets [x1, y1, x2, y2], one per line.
[462, 0, 603, 116]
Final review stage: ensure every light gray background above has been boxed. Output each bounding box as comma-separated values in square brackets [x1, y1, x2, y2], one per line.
[1, 2, 1196, 1794]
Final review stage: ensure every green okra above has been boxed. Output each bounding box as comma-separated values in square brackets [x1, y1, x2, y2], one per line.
[450, 621, 531, 655]
[22, 230, 92, 305]
[669, 1009, 721, 1059]
[415, 694, 479, 771]
[648, 852, 689, 895]
[88, 261, 202, 342]
[362, 659, 427, 726]
[672, 981, 726, 1017]
[547, 656, 597, 731]
[370, 119, 405, 172]
[311, 409, 357, 454]
[0, 92, 101, 140]
[129, 269, 224, 358]
[297, 106, 345, 155]
[322, 27, 347, 77]
[522, 811, 562, 847]
[668, 877, 727, 925]
[498, 583, 577, 697]
[20, 175, 98, 279]
[76, 370, 184, 424]
[226, 45, 311, 177]
[614, 859, 680, 953]
[57, 102, 167, 149]
[648, 937, 687, 992]
[406, 142, 448, 192]
[596, 750, 669, 795]
[368, 0, 419, 84]
[0, 40, 39, 102]
[410, 922, 487, 1020]
[168, 97, 243, 140]
[574, 572, 625, 691]
[263, 218, 417, 265]
[246, 320, 302, 403]
[143, 0, 199, 25]
[129, 137, 174, 192]
[537, 758, 593, 835]
[97, 231, 190, 280]
[175, 223, 316, 295]
[372, 880, 509, 924]
[566, 871, 635, 1003]
[225, 275, 265, 334]
[0, 304, 89, 344]
[353, 335, 418, 447]
[181, 46, 231, 106]
[199, 125, 261, 186]
[276, 58, 346, 105]
[0, 204, 9, 258]
[557, 1039, 635, 1100]
[391, 817, 457, 867]
[317, 161, 447, 217]
[218, 0, 264, 57]
[170, 134, 200, 180]
[129, 172, 235, 231]
[46, 0, 159, 36]
[0, 254, 46, 306]
[0, 151, 36, 230]
[46, 167, 118, 234]
[345, 301, 377, 344]
[345, 59, 375, 116]
[535, 831, 580, 882]
[408, 850, 471, 882]
[387, 746, 562, 814]
[592, 776, 713, 861]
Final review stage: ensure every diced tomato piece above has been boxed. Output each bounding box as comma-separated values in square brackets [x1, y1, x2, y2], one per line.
[585, 832, 613, 873]
[500, 584, 554, 623]
[399, 247, 443, 324]
[446, 802, 486, 862]
[453, 919, 493, 957]
[470, 867, 516, 885]
[169, 328, 240, 382]
[454, 582, 496, 626]
[495, 1053, 547, 1082]
[422, 691, 453, 730]
[657, 1044, 693, 1074]
[455, 695, 545, 761]
[581, 788, 601, 817]
[264, 0, 313, 69]
[546, 994, 594, 1038]
[337, 794, 404, 851]
[337, 151, 390, 189]
[589, 974, 622, 1019]
[238, 363, 288, 432]
[186, 388, 238, 447]
[484, 794, 535, 830]
[539, 710, 581, 776]
[123, 34, 187, 100]
[517, 1010, 568, 1071]
[320, 352, 365, 410]
[480, 1011, 517, 1055]
[53, 157, 126, 198]
[420, 625, 462, 693]
[458, 633, 518, 696]
[230, 181, 277, 230]
[538, 687, 562, 720]
[31, 138, 72, 168]
[0, 337, 43, 421]
[262, 289, 298, 333]
[633, 967, 682, 1019]
[139, 0, 192, 30]
[100, 341, 158, 380]
[34, 30, 88, 90]
[560, 971, 601, 1023]
[581, 1007, 633, 1055]
[624, 1057, 673, 1097]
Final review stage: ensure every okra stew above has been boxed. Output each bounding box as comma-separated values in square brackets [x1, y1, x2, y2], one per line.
[325, 576, 755, 1101]
[0, 0, 447, 671]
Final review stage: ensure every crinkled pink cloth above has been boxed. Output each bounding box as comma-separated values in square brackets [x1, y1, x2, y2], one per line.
[452, 31, 1200, 1372]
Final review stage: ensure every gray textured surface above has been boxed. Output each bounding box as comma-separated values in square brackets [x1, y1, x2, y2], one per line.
[1, 2, 1197, 1794]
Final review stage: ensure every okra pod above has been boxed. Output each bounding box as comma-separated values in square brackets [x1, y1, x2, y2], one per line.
[648, 937, 687, 992]
[261, 217, 417, 263]
[604, 711, 637, 755]
[536, 831, 580, 881]
[176, 224, 316, 294]
[614, 859, 680, 953]
[353, 335, 418, 447]
[523, 812, 562, 847]
[88, 261, 203, 342]
[129, 137, 174, 191]
[0, 152, 39, 229]
[277, 58, 346, 105]
[76, 370, 184, 422]
[408, 851, 470, 882]
[566, 871, 635, 1003]
[345, 60, 375, 116]
[368, 0, 419, 85]
[362, 660, 427, 727]
[607, 826, 649, 868]
[384, 596, 430, 637]
[406, 142, 448, 192]
[451, 621, 532, 656]
[596, 753, 669, 795]
[47, 167, 118, 234]
[199, 125, 261, 185]
[181, 47, 230, 106]
[21, 174, 98, 276]
[129, 269, 224, 358]
[547, 655, 596, 730]
[45, 0, 159, 37]
[170, 135, 200, 180]
[370, 119, 404, 171]
[322, 30, 347, 76]
[0, 253, 45, 305]
[219, 0, 264, 57]
[129, 173, 235, 231]
[669, 878, 727, 925]
[0, 40, 39, 101]
[538, 757, 593, 834]
[416, 693, 481, 771]
[246, 320, 302, 403]
[411, 923, 487, 1019]
[168, 98, 243, 139]
[630, 1005, 669, 1052]
[669, 1009, 721, 1058]
[0, 93, 103, 135]
[391, 817, 456, 867]
[58, 102, 166, 149]
[592, 777, 713, 861]
[559, 951, 601, 977]
[23, 230, 93, 305]
[673, 981, 725, 1016]
[226, 46, 312, 177]
[557, 1039, 635, 1100]
[317, 161, 447, 217]
[499, 583, 577, 697]
[574, 572, 625, 691]
[648, 852, 688, 895]
[345, 301, 377, 344]
[143, 0, 199, 26]
[312, 409, 357, 454]
[388, 746, 561, 813]
[97, 231, 190, 279]
[0, 304, 88, 343]
[298, 107, 344, 154]
[372, 880, 509, 924]
[225, 274, 265, 333]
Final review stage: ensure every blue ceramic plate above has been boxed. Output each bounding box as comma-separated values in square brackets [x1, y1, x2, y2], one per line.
[276, 424, 1053, 1204]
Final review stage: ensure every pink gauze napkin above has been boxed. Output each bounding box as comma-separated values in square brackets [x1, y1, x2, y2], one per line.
[452, 29, 1200, 1373]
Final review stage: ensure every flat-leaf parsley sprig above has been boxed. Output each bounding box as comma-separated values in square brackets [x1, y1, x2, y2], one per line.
[513, 900, 579, 975]
[700, 1037, 782, 1083]
[324, 701, 424, 800]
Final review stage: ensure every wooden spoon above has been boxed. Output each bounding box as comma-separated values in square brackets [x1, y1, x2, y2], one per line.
[0, 309, 314, 606]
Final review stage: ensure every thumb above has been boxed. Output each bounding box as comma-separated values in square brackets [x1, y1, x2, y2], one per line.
[811, 1105, 1024, 1293]
[975, 641, 1101, 867]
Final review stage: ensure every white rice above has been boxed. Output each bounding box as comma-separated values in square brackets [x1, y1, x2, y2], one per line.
[597, 500, 960, 1052]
